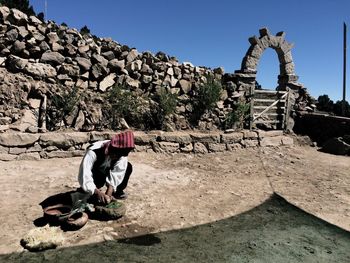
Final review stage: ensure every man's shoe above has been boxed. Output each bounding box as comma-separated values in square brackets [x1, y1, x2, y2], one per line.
[114, 191, 128, 200]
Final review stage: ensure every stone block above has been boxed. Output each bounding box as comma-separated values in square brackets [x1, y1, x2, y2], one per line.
[258, 130, 283, 139]
[221, 133, 243, 143]
[89, 131, 115, 142]
[152, 142, 179, 153]
[0, 125, 10, 132]
[46, 150, 85, 159]
[0, 117, 11, 125]
[180, 143, 193, 153]
[189, 133, 220, 143]
[280, 62, 295, 75]
[134, 145, 152, 152]
[17, 152, 41, 161]
[9, 147, 26, 155]
[243, 139, 259, 148]
[39, 133, 90, 149]
[281, 136, 294, 146]
[227, 143, 243, 151]
[0, 133, 40, 147]
[208, 143, 226, 152]
[134, 131, 157, 145]
[249, 44, 263, 59]
[26, 143, 42, 153]
[159, 132, 192, 144]
[243, 130, 258, 139]
[193, 142, 208, 154]
[0, 153, 17, 161]
[259, 136, 282, 147]
[0, 145, 8, 154]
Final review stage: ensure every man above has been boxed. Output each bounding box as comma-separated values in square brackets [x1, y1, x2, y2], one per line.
[78, 130, 134, 205]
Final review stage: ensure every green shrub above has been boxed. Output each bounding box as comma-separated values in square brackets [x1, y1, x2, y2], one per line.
[102, 84, 148, 130]
[191, 75, 222, 124]
[150, 88, 178, 129]
[46, 86, 80, 130]
[224, 103, 250, 130]
[158, 88, 177, 116]
[80, 25, 91, 36]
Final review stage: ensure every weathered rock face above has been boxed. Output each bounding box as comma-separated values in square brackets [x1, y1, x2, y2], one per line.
[0, 7, 312, 133]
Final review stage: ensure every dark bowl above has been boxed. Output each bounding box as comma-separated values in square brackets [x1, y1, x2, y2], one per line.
[43, 204, 72, 224]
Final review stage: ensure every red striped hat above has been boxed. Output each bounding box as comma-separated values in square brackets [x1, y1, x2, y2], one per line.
[110, 131, 135, 149]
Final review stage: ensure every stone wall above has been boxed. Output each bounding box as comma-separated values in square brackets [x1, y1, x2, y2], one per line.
[0, 6, 229, 132]
[294, 112, 350, 145]
[0, 130, 293, 161]
[0, 7, 313, 133]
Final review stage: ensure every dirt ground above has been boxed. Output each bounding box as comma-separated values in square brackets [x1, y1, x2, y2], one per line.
[0, 143, 350, 262]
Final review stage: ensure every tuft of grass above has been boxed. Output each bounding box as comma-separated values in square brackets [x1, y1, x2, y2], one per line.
[224, 103, 250, 130]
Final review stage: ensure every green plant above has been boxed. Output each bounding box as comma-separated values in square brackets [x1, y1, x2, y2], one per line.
[102, 84, 148, 129]
[150, 88, 178, 130]
[46, 86, 80, 130]
[224, 103, 250, 130]
[80, 25, 91, 36]
[191, 75, 222, 124]
[158, 88, 177, 116]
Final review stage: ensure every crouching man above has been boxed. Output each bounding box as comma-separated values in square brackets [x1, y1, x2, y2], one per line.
[78, 131, 134, 205]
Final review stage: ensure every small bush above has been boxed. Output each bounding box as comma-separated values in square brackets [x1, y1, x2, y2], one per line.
[224, 103, 250, 130]
[191, 75, 222, 124]
[102, 84, 148, 130]
[46, 86, 80, 130]
[158, 88, 177, 116]
[150, 88, 178, 129]
[80, 25, 91, 36]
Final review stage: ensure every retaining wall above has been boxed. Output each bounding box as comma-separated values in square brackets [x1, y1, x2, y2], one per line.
[294, 113, 350, 145]
[0, 130, 293, 161]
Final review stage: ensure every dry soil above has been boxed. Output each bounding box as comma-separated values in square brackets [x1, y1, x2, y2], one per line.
[0, 144, 350, 262]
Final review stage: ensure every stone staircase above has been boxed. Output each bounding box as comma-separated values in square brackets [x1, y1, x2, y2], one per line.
[251, 89, 289, 130]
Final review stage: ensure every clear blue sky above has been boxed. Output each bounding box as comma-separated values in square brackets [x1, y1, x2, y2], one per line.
[30, 0, 350, 102]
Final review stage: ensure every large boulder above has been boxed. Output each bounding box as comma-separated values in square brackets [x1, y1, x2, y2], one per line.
[25, 61, 57, 78]
[40, 51, 65, 65]
[75, 57, 92, 71]
[322, 137, 350, 156]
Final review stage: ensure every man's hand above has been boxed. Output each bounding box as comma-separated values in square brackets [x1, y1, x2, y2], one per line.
[105, 184, 114, 197]
[94, 188, 111, 204]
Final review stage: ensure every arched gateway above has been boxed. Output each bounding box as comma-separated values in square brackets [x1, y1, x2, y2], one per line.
[233, 28, 305, 130]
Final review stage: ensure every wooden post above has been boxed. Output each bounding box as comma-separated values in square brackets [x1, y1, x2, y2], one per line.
[249, 85, 254, 130]
[343, 22, 347, 116]
[38, 95, 47, 132]
[284, 89, 292, 131]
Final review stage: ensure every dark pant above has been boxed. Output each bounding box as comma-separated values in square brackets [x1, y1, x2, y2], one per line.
[92, 162, 133, 193]
[77, 162, 133, 205]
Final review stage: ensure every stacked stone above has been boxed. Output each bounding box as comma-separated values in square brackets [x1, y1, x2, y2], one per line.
[0, 130, 293, 161]
[0, 6, 235, 132]
[0, 7, 314, 133]
[0, 7, 215, 92]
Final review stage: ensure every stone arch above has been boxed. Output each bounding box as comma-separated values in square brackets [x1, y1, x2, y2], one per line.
[234, 27, 303, 91]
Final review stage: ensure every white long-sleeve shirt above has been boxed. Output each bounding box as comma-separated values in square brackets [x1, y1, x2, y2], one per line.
[78, 140, 128, 195]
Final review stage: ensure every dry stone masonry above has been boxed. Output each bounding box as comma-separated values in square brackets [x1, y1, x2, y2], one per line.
[0, 130, 293, 161]
[0, 7, 314, 134]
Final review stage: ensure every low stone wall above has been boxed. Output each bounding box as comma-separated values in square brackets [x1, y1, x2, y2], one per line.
[0, 130, 293, 161]
[294, 113, 350, 145]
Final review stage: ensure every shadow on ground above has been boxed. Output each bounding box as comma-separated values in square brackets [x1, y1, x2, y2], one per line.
[2, 194, 350, 263]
